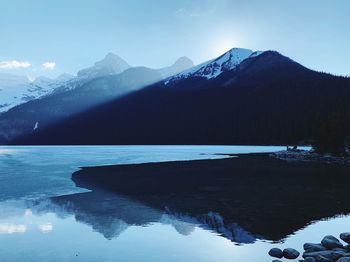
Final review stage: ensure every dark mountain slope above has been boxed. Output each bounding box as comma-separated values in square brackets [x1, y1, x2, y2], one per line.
[0, 67, 162, 143]
[13, 52, 350, 145]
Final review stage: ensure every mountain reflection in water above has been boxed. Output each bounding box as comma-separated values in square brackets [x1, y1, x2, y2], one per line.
[33, 154, 350, 244]
[31, 190, 256, 244]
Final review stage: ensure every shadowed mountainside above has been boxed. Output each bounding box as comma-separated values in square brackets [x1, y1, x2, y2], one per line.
[0, 67, 162, 142]
[14, 51, 350, 146]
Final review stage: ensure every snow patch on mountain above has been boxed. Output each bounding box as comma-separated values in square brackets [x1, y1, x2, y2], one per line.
[0, 73, 76, 112]
[165, 48, 264, 85]
[0, 53, 131, 113]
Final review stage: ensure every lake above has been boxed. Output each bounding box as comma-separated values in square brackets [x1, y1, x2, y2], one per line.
[0, 145, 349, 262]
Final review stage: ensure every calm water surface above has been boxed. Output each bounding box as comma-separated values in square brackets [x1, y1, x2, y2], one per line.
[0, 145, 348, 262]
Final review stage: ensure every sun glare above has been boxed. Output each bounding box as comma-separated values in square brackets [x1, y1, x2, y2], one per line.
[213, 38, 238, 57]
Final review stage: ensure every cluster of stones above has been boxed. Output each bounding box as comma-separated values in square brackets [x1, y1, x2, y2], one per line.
[268, 247, 300, 260]
[271, 150, 350, 165]
[268, 233, 350, 262]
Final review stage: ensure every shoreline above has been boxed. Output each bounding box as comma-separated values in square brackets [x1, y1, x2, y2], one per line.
[271, 150, 350, 165]
[72, 153, 350, 243]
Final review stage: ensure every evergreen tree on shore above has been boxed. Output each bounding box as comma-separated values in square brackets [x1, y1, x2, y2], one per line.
[311, 111, 350, 155]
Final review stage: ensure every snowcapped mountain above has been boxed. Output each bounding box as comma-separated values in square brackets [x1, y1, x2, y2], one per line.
[158, 56, 194, 79]
[0, 52, 194, 113]
[0, 73, 75, 112]
[77, 52, 131, 80]
[165, 48, 263, 85]
[0, 53, 131, 113]
[1, 48, 260, 113]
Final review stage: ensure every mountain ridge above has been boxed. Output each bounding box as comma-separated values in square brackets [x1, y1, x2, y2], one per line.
[0, 53, 195, 113]
[0, 52, 196, 143]
[11, 51, 350, 147]
[165, 48, 263, 85]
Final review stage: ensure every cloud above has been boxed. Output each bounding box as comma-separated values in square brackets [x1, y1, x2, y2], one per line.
[174, 8, 202, 18]
[0, 60, 31, 69]
[0, 224, 27, 234]
[42, 61, 56, 70]
[38, 223, 53, 233]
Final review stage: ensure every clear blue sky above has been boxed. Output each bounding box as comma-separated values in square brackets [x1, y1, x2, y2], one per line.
[0, 0, 349, 78]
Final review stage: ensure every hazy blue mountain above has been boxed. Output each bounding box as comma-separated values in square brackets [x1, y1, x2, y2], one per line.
[0, 53, 196, 143]
[77, 52, 131, 80]
[0, 73, 75, 112]
[0, 53, 130, 113]
[158, 56, 194, 78]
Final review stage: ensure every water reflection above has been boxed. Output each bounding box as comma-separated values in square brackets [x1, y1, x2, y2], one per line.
[31, 191, 189, 240]
[26, 150, 350, 247]
[1, 146, 350, 261]
[70, 154, 350, 243]
[0, 202, 53, 235]
[30, 190, 256, 244]
[1, 198, 349, 262]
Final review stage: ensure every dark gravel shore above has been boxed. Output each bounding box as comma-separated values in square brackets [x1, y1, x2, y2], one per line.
[271, 150, 350, 165]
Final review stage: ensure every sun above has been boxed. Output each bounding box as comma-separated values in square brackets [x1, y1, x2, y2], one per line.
[213, 39, 236, 56]
[203, 32, 244, 61]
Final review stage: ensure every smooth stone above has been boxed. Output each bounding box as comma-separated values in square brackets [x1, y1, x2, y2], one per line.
[269, 248, 283, 258]
[340, 233, 350, 244]
[316, 255, 332, 262]
[345, 245, 350, 251]
[303, 251, 330, 258]
[321, 235, 344, 249]
[330, 251, 347, 260]
[337, 258, 350, 262]
[304, 257, 317, 262]
[304, 243, 327, 252]
[334, 248, 347, 252]
[303, 250, 345, 260]
[283, 248, 300, 259]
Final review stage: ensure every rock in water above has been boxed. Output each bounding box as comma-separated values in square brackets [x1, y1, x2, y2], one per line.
[321, 235, 343, 249]
[340, 233, 350, 244]
[304, 243, 327, 252]
[283, 248, 300, 259]
[268, 248, 283, 258]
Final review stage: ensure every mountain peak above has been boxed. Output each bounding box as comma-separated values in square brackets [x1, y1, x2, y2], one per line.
[158, 56, 195, 78]
[100, 52, 127, 64]
[105, 52, 118, 58]
[77, 53, 130, 79]
[94, 52, 130, 71]
[173, 56, 194, 68]
[165, 47, 262, 85]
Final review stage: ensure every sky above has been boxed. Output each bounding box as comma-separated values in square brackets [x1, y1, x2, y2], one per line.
[0, 0, 349, 78]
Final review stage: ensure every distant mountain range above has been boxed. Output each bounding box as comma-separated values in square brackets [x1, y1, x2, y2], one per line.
[1, 48, 349, 146]
[0, 53, 194, 113]
[0, 53, 194, 143]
